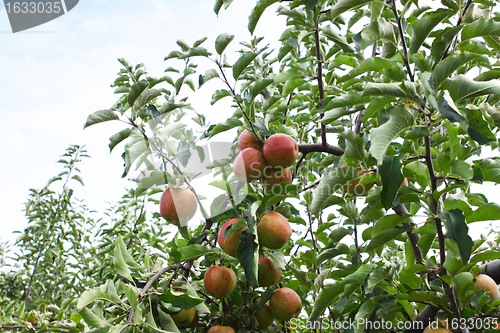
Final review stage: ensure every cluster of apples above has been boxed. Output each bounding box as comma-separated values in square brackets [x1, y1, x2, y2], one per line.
[234, 130, 298, 189]
[202, 211, 300, 330]
[423, 274, 500, 333]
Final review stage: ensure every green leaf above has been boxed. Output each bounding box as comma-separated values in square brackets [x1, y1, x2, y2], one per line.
[209, 117, 243, 137]
[451, 160, 473, 180]
[379, 155, 404, 210]
[358, 18, 397, 50]
[465, 108, 496, 145]
[236, 228, 259, 285]
[309, 282, 342, 322]
[329, 0, 381, 22]
[409, 9, 452, 54]
[354, 297, 382, 333]
[159, 290, 204, 310]
[211, 89, 232, 105]
[440, 210, 473, 264]
[79, 307, 110, 329]
[250, 79, 273, 101]
[233, 52, 257, 80]
[215, 33, 235, 55]
[316, 245, 350, 266]
[84, 110, 119, 129]
[368, 106, 416, 164]
[470, 250, 500, 264]
[121, 283, 138, 310]
[363, 82, 421, 104]
[438, 92, 465, 123]
[454, 272, 474, 304]
[461, 18, 500, 44]
[178, 245, 220, 262]
[475, 70, 500, 82]
[136, 171, 170, 196]
[322, 25, 355, 53]
[432, 52, 478, 90]
[366, 229, 405, 252]
[372, 214, 408, 238]
[109, 129, 133, 153]
[248, 0, 280, 34]
[478, 160, 500, 183]
[310, 167, 359, 215]
[135, 89, 161, 109]
[442, 75, 500, 102]
[343, 130, 368, 163]
[469, 203, 500, 223]
[128, 81, 149, 106]
[357, 57, 393, 74]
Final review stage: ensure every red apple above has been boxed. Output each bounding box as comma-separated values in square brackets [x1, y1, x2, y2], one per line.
[171, 308, 196, 328]
[258, 257, 281, 287]
[218, 218, 248, 257]
[269, 287, 302, 321]
[255, 302, 274, 329]
[160, 187, 197, 226]
[238, 129, 261, 151]
[475, 274, 500, 299]
[342, 170, 375, 196]
[207, 326, 235, 333]
[262, 166, 292, 191]
[263, 133, 299, 168]
[233, 147, 267, 183]
[204, 266, 237, 299]
[257, 211, 292, 249]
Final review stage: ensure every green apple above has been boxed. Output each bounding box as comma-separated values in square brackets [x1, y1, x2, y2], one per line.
[269, 287, 302, 321]
[218, 218, 248, 257]
[171, 308, 196, 328]
[204, 266, 237, 299]
[160, 187, 197, 226]
[257, 211, 291, 249]
[263, 133, 299, 168]
[255, 302, 274, 329]
[258, 257, 281, 287]
[233, 147, 267, 183]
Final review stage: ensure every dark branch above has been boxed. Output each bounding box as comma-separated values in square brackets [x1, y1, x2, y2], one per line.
[298, 143, 344, 156]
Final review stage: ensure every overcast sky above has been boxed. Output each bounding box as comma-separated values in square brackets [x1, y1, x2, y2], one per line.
[0, 0, 498, 248]
[0, 0, 286, 244]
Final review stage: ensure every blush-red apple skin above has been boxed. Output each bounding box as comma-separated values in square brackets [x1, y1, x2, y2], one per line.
[475, 274, 500, 299]
[204, 266, 237, 299]
[218, 218, 248, 257]
[258, 257, 281, 287]
[262, 166, 292, 191]
[263, 133, 299, 168]
[207, 326, 236, 333]
[257, 211, 292, 249]
[159, 187, 197, 225]
[254, 303, 274, 329]
[342, 170, 375, 196]
[238, 129, 261, 151]
[233, 147, 267, 183]
[269, 287, 302, 321]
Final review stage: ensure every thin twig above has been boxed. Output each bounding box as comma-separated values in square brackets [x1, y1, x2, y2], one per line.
[391, 0, 414, 82]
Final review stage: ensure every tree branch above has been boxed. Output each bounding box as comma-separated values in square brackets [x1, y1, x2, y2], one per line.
[392, 204, 423, 265]
[391, 0, 414, 82]
[298, 143, 344, 156]
[314, 7, 327, 147]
